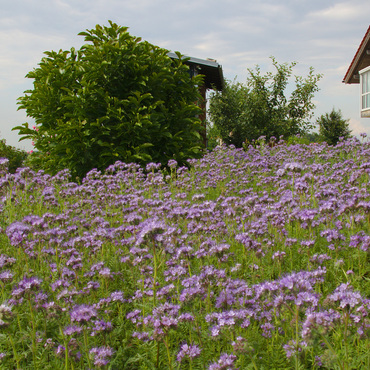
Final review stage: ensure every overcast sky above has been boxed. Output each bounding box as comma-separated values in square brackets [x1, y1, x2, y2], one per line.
[1, 0, 370, 150]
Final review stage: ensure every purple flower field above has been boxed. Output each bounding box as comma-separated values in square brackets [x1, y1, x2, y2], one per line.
[0, 138, 369, 369]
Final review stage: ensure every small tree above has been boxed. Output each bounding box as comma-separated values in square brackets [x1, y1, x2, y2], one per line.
[14, 21, 204, 179]
[208, 57, 322, 147]
[207, 80, 250, 148]
[317, 108, 352, 146]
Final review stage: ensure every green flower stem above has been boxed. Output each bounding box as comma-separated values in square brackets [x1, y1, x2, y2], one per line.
[29, 299, 38, 368]
[320, 334, 345, 370]
[295, 305, 300, 370]
[156, 342, 159, 369]
[343, 310, 349, 368]
[9, 334, 20, 369]
[164, 335, 173, 370]
[64, 337, 69, 370]
[83, 328, 92, 369]
[152, 241, 157, 306]
[248, 353, 258, 370]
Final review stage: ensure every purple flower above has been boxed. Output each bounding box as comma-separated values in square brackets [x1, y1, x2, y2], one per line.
[0, 302, 12, 317]
[110, 291, 125, 302]
[320, 228, 345, 242]
[91, 262, 105, 272]
[272, 251, 286, 261]
[63, 325, 83, 336]
[300, 239, 315, 247]
[12, 276, 42, 298]
[55, 345, 65, 358]
[0, 254, 16, 268]
[164, 265, 187, 281]
[177, 342, 201, 362]
[156, 283, 175, 298]
[89, 346, 115, 367]
[0, 158, 9, 166]
[0, 271, 13, 283]
[283, 340, 307, 359]
[168, 159, 178, 169]
[90, 319, 113, 336]
[310, 254, 331, 265]
[315, 356, 323, 367]
[70, 304, 97, 324]
[0, 302, 13, 326]
[294, 291, 319, 308]
[132, 331, 151, 341]
[327, 283, 362, 309]
[215, 289, 236, 308]
[6, 222, 31, 246]
[276, 168, 285, 177]
[178, 312, 194, 322]
[284, 162, 303, 172]
[145, 162, 161, 172]
[99, 267, 113, 278]
[135, 218, 167, 245]
[260, 322, 275, 338]
[208, 353, 237, 369]
[301, 309, 341, 339]
[126, 309, 142, 324]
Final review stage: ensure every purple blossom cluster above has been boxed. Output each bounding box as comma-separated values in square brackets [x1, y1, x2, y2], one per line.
[176, 342, 201, 362]
[89, 346, 115, 367]
[0, 137, 370, 368]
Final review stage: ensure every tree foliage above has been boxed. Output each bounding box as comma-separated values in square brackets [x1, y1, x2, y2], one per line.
[208, 57, 322, 147]
[14, 21, 204, 180]
[0, 139, 27, 173]
[317, 108, 352, 146]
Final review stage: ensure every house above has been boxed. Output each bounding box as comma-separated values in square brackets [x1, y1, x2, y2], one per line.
[343, 26, 370, 117]
[168, 52, 224, 146]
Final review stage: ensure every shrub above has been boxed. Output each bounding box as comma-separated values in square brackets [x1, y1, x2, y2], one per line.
[14, 21, 204, 180]
[317, 108, 352, 146]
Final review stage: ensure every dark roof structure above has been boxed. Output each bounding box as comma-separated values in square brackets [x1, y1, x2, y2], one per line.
[343, 26, 370, 84]
[167, 52, 224, 91]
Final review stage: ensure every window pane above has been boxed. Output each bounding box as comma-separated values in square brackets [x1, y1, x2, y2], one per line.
[361, 71, 370, 94]
[360, 71, 370, 110]
[364, 93, 370, 109]
[363, 73, 367, 94]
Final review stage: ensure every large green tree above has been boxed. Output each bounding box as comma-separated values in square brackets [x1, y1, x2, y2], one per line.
[317, 108, 352, 145]
[14, 21, 204, 179]
[208, 57, 322, 147]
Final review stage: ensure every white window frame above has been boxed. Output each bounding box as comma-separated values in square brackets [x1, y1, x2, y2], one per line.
[360, 66, 370, 117]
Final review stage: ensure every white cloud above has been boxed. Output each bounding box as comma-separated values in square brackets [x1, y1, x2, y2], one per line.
[308, 2, 364, 21]
[193, 32, 232, 56]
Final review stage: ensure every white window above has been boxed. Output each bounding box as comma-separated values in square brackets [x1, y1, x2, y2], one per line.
[360, 66, 370, 116]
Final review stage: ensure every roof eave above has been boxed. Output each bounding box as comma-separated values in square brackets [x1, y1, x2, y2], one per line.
[343, 26, 370, 84]
[167, 52, 224, 91]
